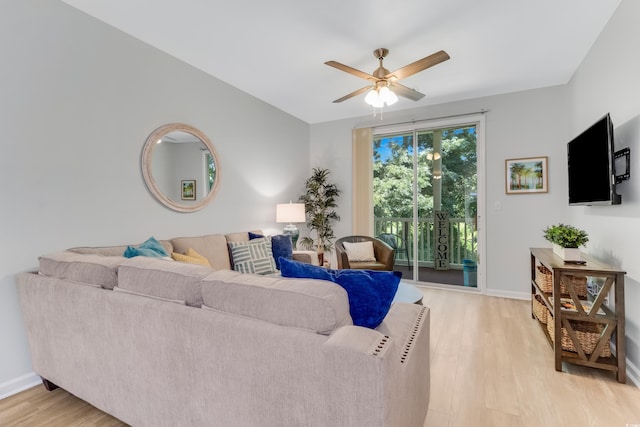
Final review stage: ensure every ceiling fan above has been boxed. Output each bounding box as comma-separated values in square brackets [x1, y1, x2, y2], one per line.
[325, 48, 450, 107]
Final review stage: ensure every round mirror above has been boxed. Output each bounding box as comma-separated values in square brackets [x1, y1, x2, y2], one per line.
[142, 123, 220, 212]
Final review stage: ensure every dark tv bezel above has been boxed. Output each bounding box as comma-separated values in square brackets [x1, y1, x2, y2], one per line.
[567, 113, 621, 206]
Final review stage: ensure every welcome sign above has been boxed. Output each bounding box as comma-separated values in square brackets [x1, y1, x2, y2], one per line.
[434, 211, 449, 270]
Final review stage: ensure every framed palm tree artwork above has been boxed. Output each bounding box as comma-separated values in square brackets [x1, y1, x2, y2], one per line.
[181, 180, 196, 200]
[505, 156, 548, 194]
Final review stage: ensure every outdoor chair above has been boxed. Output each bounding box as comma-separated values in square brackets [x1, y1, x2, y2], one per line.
[377, 232, 411, 269]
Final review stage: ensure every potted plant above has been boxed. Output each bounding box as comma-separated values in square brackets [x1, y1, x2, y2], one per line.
[543, 223, 589, 262]
[298, 168, 341, 264]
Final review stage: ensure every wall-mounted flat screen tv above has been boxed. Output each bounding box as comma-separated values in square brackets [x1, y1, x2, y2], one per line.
[567, 113, 621, 206]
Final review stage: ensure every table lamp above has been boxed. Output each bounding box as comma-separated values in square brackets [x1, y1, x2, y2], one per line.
[276, 202, 306, 249]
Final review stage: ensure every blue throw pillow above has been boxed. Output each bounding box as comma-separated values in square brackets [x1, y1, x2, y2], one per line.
[123, 236, 169, 258]
[330, 269, 401, 329]
[249, 232, 293, 270]
[280, 256, 333, 281]
[279, 258, 401, 329]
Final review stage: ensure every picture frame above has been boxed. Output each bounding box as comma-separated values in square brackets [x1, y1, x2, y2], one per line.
[181, 180, 196, 200]
[505, 156, 548, 194]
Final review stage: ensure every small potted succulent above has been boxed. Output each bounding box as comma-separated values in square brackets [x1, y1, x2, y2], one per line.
[543, 223, 589, 262]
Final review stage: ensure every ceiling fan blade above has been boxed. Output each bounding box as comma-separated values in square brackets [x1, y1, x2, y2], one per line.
[332, 86, 372, 103]
[325, 61, 376, 81]
[386, 50, 450, 81]
[390, 82, 425, 101]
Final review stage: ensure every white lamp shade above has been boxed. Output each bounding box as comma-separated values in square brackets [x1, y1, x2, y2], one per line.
[364, 88, 379, 106]
[276, 203, 306, 223]
[380, 86, 398, 105]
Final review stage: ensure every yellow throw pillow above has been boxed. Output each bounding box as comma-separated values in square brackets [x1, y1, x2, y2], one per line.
[186, 248, 211, 267]
[171, 248, 211, 267]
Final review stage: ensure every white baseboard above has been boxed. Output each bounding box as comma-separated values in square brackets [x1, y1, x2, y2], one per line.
[0, 372, 40, 400]
[624, 354, 640, 387]
[484, 288, 530, 300]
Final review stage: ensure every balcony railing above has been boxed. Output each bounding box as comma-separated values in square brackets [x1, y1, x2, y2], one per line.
[374, 217, 477, 269]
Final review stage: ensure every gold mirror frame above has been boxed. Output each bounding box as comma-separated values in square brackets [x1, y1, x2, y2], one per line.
[142, 123, 220, 212]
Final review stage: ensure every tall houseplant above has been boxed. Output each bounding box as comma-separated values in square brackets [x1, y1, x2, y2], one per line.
[298, 168, 341, 261]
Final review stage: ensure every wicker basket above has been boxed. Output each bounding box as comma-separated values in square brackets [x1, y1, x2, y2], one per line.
[535, 265, 587, 296]
[547, 317, 611, 357]
[532, 294, 549, 324]
[535, 265, 553, 292]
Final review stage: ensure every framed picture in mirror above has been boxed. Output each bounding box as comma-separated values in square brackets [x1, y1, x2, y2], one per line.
[181, 180, 196, 200]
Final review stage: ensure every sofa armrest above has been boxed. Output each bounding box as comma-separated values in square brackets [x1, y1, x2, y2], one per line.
[323, 325, 392, 358]
[292, 250, 319, 266]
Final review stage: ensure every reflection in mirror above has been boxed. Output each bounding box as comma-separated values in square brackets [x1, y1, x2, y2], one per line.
[142, 123, 220, 212]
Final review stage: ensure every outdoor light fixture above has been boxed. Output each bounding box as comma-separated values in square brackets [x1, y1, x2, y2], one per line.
[276, 202, 306, 248]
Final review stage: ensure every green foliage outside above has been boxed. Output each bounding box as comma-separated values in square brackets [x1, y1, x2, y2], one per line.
[207, 154, 216, 190]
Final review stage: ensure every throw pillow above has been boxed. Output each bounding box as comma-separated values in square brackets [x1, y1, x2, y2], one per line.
[249, 232, 293, 270]
[171, 248, 211, 267]
[186, 248, 211, 267]
[330, 269, 401, 329]
[342, 241, 376, 262]
[279, 256, 333, 281]
[124, 236, 169, 258]
[279, 258, 401, 329]
[228, 237, 277, 275]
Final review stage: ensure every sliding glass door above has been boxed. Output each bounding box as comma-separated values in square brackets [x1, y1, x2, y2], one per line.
[373, 119, 480, 287]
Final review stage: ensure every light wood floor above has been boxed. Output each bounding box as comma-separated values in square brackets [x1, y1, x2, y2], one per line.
[422, 287, 640, 427]
[1, 288, 639, 427]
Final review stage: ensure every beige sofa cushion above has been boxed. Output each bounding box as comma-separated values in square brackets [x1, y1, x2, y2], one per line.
[171, 234, 231, 271]
[171, 231, 263, 271]
[38, 251, 124, 289]
[117, 257, 211, 307]
[69, 240, 173, 257]
[201, 270, 352, 335]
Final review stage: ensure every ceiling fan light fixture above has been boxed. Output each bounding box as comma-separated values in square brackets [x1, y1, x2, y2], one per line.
[379, 86, 398, 106]
[364, 88, 379, 105]
[365, 88, 384, 108]
[326, 48, 450, 110]
[371, 97, 385, 109]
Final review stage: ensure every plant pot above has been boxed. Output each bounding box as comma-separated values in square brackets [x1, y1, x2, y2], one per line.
[552, 243, 582, 262]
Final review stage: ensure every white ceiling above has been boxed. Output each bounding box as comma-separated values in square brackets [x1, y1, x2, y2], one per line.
[62, 0, 622, 124]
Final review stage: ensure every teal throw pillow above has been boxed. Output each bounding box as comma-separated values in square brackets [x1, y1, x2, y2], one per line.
[124, 236, 169, 258]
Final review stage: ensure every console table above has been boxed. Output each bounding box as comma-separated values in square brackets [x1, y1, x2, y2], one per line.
[530, 248, 626, 383]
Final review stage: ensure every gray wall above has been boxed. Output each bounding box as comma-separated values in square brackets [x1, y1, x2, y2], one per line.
[0, 0, 310, 395]
[567, 0, 640, 383]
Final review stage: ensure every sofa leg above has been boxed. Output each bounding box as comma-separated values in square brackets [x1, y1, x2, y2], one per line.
[41, 378, 59, 391]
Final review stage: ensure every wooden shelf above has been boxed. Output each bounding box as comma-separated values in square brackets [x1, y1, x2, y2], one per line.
[530, 248, 627, 383]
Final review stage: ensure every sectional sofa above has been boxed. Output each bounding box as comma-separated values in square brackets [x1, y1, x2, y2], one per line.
[16, 231, 430, 427]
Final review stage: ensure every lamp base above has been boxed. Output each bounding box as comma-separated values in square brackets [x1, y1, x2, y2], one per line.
[282, 224, 299, 249]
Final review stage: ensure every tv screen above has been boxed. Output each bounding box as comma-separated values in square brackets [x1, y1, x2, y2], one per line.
[567, 113, 620, 205]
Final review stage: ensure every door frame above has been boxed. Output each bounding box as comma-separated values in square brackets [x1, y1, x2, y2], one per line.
[372, 113, 486, 292]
